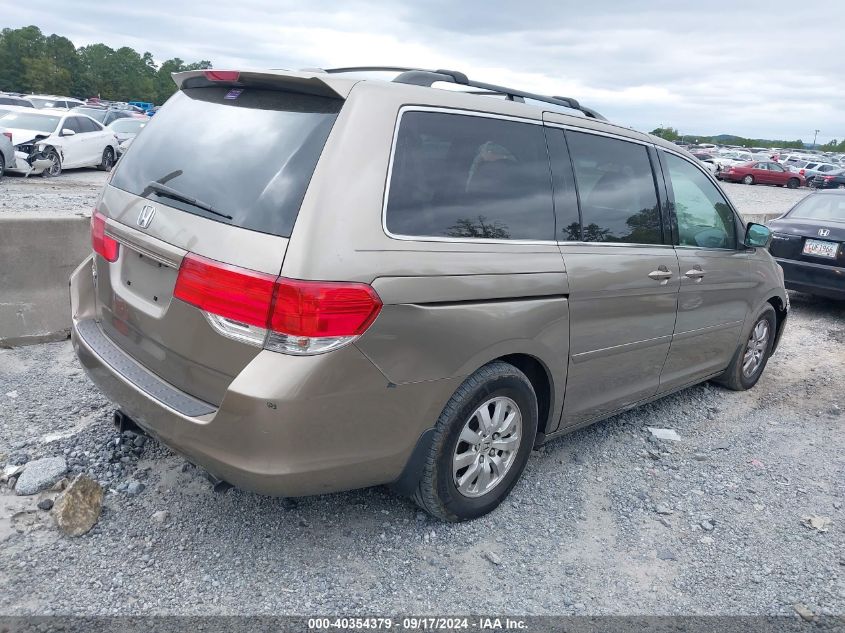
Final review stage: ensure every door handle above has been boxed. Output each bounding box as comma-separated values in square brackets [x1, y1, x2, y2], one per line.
[684, 266, 706, 281]
[648, 266, 673, 284]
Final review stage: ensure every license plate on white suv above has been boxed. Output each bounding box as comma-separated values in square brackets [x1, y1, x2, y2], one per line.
[803, 238, 839, 259]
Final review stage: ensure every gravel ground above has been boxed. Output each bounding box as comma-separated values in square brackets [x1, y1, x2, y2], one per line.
[0, 169, 813, 220]
[0, 292, 843, 616]
[721, 181, 809, 217]
[0, 170, 104, 217]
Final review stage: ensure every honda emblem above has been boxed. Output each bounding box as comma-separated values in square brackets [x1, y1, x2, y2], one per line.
[137, 205, 156, 229]
[818, 228, 830, 237]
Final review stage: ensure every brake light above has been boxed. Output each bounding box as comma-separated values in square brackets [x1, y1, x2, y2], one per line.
[90, 211, 120, 262]
[270, 279, 382, 338]
[825, 176, 834, 181]
[2, 132, 11, 142]
[203, 70, 240, 82]
[173, 253, 382, 355]
[799, 169, 805, 175]
[173, 253, 276, 328]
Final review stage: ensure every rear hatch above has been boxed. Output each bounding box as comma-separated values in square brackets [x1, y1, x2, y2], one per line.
[94, 76, 344, 406]
[768, 195, 845, 268]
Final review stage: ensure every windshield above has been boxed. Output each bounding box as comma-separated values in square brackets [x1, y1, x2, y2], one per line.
[110, 87, 341, 238]
[74, 107, 106, 122]
[109, 118, 146, 133]
[0, 111, 60, 133]
[789, 195, 845, 221]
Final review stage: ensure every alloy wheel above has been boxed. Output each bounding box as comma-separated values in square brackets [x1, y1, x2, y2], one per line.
[742, 319, 770, 378]
[452, 396, 522, 498]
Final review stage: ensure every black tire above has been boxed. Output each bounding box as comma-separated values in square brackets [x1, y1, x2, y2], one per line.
[0, 152, 5, 181]
[413, 361, 538, 522]
[97, 146, 115, 171]
[743, 175, 754, 185]
[786, 178, 799, 189]
[41, 149, 61, 178]
[713, 305, 776, 391]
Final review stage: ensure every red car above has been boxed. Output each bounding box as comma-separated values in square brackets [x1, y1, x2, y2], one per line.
[718, 161, 804, 188]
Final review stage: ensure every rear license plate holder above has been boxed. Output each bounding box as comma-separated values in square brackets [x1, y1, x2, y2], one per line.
[802, 238, 838, 259]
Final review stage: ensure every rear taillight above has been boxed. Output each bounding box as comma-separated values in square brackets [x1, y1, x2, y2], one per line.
[799, 169, 805, 175]
[91, 211, 120, 262]
[824, 176, 834, 181]
[2, 132, 11, 143]
[173, 253, 382, 355]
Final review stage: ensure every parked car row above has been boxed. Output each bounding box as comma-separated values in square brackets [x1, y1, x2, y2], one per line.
[0, 95, 152, 178]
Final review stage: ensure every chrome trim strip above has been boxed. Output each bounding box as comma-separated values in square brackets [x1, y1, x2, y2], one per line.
[672, 320, 744, 342]
[570, 334, 672, 364]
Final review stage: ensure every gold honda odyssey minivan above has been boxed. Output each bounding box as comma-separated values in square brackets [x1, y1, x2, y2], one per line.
[70, 67, 788, 521]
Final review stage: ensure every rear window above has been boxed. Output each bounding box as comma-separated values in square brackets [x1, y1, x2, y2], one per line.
[110, 87, 341, 237]
[385, 111, 554, 241]
[789, 195, 845, 221]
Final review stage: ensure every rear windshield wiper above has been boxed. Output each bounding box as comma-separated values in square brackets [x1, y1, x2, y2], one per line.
[145, 181, 233, 220]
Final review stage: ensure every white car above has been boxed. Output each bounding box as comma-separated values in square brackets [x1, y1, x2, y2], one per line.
[0, 109, 118, 177]
[713, 150, 754, 169]
[26, 95, 86, 110]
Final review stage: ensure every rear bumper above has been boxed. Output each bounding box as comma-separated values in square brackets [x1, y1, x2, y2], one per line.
[69, 257, 459, 497]
[775, 257, 845, 300]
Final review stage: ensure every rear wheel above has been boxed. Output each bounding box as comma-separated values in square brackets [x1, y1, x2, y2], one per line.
[713, 305, 776, 391]
[838, 184, 845, 190]
[97, 146, 115, 171]
[41, 149, 61, 178]
[786, 178, 799, 189]
[413, 361, 537, 521]
[0, 152, 5, 181]
[743, 175, 755, 185]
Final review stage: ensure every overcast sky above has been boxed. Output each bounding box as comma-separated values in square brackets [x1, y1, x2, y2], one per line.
[6, 0, 844, 143]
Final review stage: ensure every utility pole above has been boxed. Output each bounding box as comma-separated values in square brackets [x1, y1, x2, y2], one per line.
[813, 129, 820, 148]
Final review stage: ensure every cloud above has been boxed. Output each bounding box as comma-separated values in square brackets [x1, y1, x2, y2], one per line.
[5, 0, 843, 142]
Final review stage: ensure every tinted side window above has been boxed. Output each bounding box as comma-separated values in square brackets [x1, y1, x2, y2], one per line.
[544, 128, 581, 241]
[566, 131, 662, 244]
[664, 153, 737, 250]
[78, 117, 98, 133]
[385, 111, 554, 240]
[64, 117, 83, 133]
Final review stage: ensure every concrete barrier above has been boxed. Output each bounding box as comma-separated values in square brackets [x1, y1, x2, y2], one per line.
[0, 214, 90, 347]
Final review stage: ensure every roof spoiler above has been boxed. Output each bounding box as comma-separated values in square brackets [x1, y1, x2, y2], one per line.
[171, 69, 355, 100]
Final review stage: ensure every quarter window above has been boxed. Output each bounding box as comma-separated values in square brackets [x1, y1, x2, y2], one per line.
[385, 111, 554, 241]
[664, 153, 737, 249]
[566, 131, 662, 244]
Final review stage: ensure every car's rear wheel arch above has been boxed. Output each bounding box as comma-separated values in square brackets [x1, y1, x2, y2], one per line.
[767, 295, 788, 353]
[497, 353, 553, 439]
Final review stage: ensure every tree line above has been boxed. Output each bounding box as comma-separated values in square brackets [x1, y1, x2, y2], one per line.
[650, 126, 845, 152]
[0, 26, 213, 104]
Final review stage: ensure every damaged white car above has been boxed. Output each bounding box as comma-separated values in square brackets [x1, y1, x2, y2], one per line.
[0, 110, 119, 177]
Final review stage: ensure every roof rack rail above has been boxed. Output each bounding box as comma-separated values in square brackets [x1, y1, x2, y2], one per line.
[315, 66, 607, 121]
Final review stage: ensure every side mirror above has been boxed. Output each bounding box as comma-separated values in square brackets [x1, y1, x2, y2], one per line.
[744, 222, 772, 248]
[61, 128, 76, 137]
